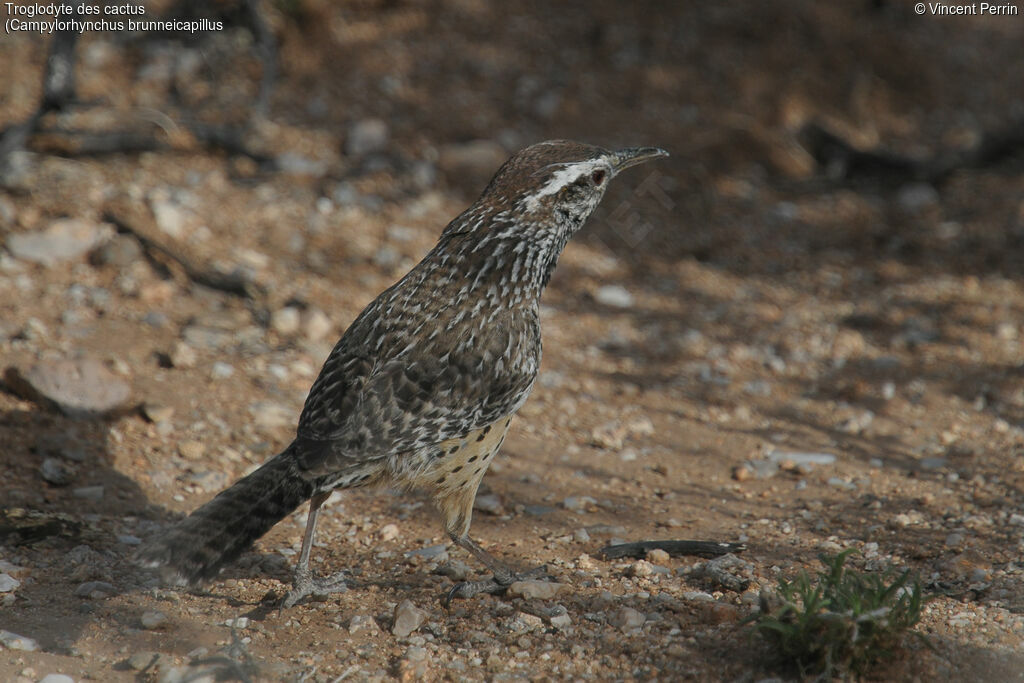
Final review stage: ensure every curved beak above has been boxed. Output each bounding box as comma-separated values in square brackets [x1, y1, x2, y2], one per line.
[611, 147, 669, 174]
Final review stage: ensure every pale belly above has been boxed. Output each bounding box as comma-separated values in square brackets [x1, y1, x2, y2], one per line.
[418, 415, 512, 495]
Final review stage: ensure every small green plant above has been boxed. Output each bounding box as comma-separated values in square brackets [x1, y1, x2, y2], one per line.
[748, 549, 929, 679]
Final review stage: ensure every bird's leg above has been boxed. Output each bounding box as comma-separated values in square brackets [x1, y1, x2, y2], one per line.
[281, 491, 348, 608]
[437, 477, 550, 605]
[443, 532, 550, 605]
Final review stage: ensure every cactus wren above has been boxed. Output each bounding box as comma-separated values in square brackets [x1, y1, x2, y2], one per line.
[138, 140, 668, 605]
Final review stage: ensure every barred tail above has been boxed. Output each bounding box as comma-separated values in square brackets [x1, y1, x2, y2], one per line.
[136, 443, 317, 584]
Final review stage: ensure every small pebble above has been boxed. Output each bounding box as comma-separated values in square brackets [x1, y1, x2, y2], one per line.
[506, 581, 570, 600]
[562, 496, 596, 512]
[473, 493, 504, 515]
[210, 362, 234, 379]
[40, 457, 75, 486]
[405, 544, 449, 562]
[609, 606, 646, 632]
[0, 629, 39, 650]
[169, 341, 197, 368]
[349, 614, 380, 635]
[141, 610, 167, 629]
[39, 675, 75, 683]
[549, 613, 572, 629]
[127, 651, 159, 671]
[178, 440, 205, 460]
[0, 573, 20, 592]
[143, 404, 174, 424]
[271, 307, 301, 335]
[646, 548, 671, 565]
[508, 611, 544, 632]
[392, 599, 427, 638]
[345, 118, 389, 156]
[594, 285, 634, 308]
[302, 308, 332, 342]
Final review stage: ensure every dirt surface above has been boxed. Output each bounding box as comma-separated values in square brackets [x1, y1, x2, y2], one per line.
[2, 1, 1024, 681]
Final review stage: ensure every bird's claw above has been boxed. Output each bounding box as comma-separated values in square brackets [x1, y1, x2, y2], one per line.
[442, 564, 551, 608]
[281, 567, 349, 608]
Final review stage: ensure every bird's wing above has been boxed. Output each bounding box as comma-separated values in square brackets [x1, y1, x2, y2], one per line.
[293, 308, 538, 477]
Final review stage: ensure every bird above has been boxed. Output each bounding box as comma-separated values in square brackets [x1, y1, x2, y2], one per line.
[137, 140, 668, 606]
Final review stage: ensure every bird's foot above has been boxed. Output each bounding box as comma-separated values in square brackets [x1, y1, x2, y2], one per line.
[281, 567, 348, 608]
[443, 564, 549, 607]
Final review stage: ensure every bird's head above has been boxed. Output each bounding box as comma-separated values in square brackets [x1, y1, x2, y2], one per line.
[436, 140, 667, 294]
[487, 140, 668, 232]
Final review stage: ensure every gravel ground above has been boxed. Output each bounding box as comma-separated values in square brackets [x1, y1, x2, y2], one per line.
[2, 1, 1023, 681]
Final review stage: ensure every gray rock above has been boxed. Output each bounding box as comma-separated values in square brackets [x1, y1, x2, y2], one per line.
[168, 340, 198, 367]
[594, 284, 634, 308]
[0, 573, 20, 592]
[349, 614, 381, 635]
[767, 450, 836, 466]
[183, 325, 233, 350]
[178, 440, 205, 460]
[507, 611, 544, 632]
[143, 404, 175, 424]
[549, 613, 572, 629]
[301, 308, 332, 342]
[40, 457, 75, 486]
[127, 651, 159, 670]
[562, 496, 597, 512]
[210, 362, 234, 379]
[150, 196, 188, 238]
[610, 606, 646, 631]
[72, 485, 105, 502]
[827, 477, 857, 491]
[506, 581, 570, 600]
[39, 675, 75, 683]
[345, 118, 389, 157]
[6, 218, 112, 266]
[90, 233, 142, 268]
[141, 610, 167, 629]
[473, 492, 504, 515]
[392, 599, 427, 637]
[434, 559, 471, 581]
[277, 153, 328, 177]
[4, 358, 131, 417]
[0, 629, 39, 650]
[75, 580, 117, 598]
[405, 544, 449, 561]
[897, 183, 939, 212]
[270, 307, 301, 335]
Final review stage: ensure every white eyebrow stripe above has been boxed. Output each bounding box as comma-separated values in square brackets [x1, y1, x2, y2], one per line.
[522, 159, 605, 211]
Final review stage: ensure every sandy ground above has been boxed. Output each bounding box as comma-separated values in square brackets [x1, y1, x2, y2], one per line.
[1, 1, 1024, 681]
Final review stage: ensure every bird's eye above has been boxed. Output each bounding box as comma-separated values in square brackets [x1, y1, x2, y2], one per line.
[591, 169, 607, 185]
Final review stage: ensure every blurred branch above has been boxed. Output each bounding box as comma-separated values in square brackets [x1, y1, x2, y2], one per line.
[0, 1, 85, 172]
[798, 120, 1024, 186]
[1, 0, 279, 176]
[599, 540, 747, 560]
[103, 200, 265, 302]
